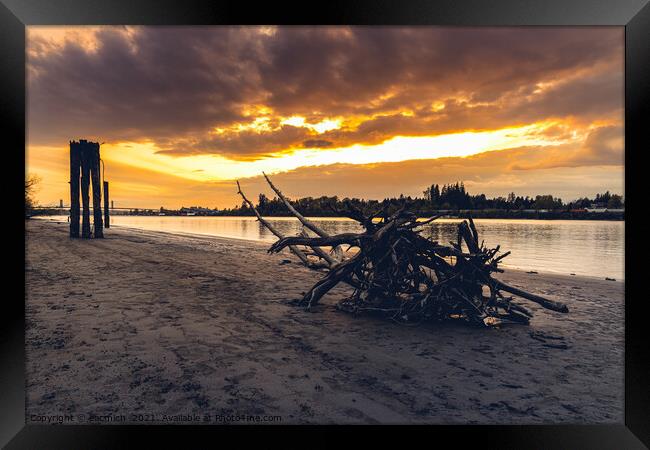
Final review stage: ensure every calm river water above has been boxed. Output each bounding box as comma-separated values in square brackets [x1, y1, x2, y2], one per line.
[39, 216, 624, 279]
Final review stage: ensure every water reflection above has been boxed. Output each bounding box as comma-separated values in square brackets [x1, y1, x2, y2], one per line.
[38, 216, 624, 279]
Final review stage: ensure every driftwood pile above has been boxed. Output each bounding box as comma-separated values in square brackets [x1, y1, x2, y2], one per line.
[238, 175, 569, 327]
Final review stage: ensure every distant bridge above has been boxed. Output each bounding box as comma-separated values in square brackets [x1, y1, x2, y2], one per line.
[32, 206, 158, 211]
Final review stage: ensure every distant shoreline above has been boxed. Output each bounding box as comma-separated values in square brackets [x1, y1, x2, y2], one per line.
[29, 210, 624, 221]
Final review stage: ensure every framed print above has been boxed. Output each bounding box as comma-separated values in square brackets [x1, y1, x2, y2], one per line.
[2, 0, 649, 447]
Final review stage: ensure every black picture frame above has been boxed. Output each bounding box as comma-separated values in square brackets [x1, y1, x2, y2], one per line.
[2, 0, 648, 447]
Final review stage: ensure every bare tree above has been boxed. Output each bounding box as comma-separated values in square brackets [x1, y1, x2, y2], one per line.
[25, 174, 41, 216]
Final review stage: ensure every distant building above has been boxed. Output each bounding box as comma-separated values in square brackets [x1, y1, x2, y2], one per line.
[585, 207, 625, 213]
[59, 199, 63, 208]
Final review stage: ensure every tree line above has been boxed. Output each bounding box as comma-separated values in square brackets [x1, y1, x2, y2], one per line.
[217, 182, 624, 217]
[26, 177, 624, 220]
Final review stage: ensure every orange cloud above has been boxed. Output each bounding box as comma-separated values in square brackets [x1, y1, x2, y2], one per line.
[26, 26, 624, 208]
[28, 26, 623, 161]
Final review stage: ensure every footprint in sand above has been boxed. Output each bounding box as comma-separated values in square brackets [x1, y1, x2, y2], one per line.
[344, 408, 365, 419]
[529, 330, 570, 349]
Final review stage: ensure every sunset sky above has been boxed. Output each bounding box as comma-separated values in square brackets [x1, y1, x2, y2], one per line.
[26, 26, 624, 209]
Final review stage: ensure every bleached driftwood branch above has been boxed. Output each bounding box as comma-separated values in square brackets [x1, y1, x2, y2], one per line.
[236, 181, 330, 269]
[262, 172, 343, 261]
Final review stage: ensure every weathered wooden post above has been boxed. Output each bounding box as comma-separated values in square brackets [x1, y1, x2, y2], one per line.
[70, 139, 107, 238]
[90, 142, 103, 238]
[103, 181, 110, 228]
[69, 141, 81, 238]
[80, 142, 92, 238]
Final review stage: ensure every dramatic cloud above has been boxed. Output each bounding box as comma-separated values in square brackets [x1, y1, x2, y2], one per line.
[509, 125, 624, 170]
[302, 139, 334, 148]
[28, 133, 623, 209]
[28, 26, 623, 158]
[26, 26, 624, 207]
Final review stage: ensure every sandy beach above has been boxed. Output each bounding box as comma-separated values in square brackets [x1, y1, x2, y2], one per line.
[25, 219, 624, 424]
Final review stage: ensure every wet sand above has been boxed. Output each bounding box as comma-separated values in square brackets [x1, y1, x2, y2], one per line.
[25, 220, 624, 424]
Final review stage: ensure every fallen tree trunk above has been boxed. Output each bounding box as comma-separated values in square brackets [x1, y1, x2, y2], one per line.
[236, 181, 313, 268]
[263, 172, 343, 261]
[300, 229, 337, 267]
[493, 280, 569, 313]
[301, 253, 362, 310]
[236, 178, 569, 327]
[272, 212, 569, 326]
[269, 233, 369, 253]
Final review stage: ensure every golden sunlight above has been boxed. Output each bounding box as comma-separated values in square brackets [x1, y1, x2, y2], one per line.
[97, 120, 578, 183]
[280, 116, 342, 133]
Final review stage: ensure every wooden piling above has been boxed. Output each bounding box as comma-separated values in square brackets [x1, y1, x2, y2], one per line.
[69, 142, 81, 238]
[90, 143, 103, 238]
[103, 181, 110, 228]
[80, 144, 92, 238]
